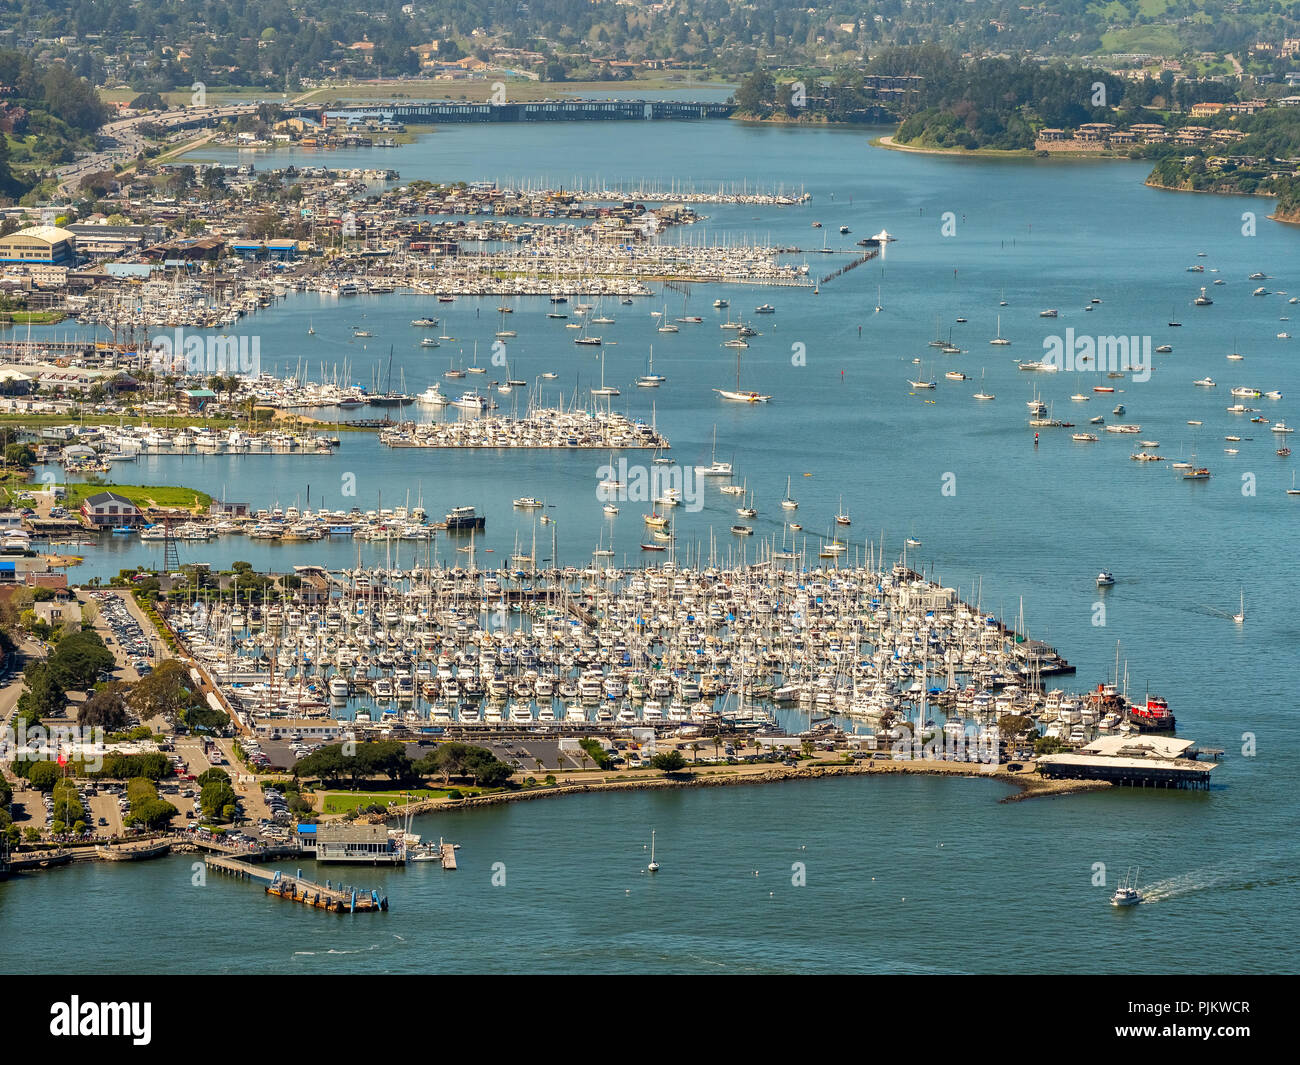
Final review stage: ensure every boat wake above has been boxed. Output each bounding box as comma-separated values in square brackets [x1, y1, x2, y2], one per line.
[1137, 864, 1300, 904]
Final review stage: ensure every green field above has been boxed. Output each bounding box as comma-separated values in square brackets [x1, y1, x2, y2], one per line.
[318, 788, 481, 815]
[57, 483, 212, 512]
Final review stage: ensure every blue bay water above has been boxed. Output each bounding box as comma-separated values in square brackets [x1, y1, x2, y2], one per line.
[5, 121, 1298, 972]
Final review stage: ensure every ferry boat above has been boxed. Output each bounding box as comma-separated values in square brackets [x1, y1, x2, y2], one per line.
[444, 506, 485, 531]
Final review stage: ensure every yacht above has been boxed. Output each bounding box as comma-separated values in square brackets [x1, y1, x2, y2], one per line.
[1096, 570, 1116, 587]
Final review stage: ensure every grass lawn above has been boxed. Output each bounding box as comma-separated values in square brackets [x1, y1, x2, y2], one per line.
[318, 788, 482, 815]
[0, 311, 68, 325]
[55, 483, 213, 512]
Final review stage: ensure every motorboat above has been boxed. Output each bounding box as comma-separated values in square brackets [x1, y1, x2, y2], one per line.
[1111, 868, 1142, 907]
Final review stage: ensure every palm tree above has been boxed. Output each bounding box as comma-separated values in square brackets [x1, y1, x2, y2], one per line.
[690, 742, 701, 764]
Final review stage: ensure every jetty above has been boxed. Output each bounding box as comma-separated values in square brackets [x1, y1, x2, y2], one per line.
[204, 854, 388, 912]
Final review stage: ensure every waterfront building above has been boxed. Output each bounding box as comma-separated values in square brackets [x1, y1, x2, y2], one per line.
[80, 490, 143, 528]
[304, 823, 406, 864]
[0, 225, 77, 265]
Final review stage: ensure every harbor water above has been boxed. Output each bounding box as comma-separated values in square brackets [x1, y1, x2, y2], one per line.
[4, 120, 1297, 972]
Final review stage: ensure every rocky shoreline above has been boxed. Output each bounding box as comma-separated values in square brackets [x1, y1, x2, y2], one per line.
[366, 760, 1110, 824]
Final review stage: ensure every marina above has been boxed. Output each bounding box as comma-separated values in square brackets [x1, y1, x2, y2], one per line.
[2, 93, 1296, 982]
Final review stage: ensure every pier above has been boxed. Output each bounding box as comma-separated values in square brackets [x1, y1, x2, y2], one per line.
[204, 854, 389, 912]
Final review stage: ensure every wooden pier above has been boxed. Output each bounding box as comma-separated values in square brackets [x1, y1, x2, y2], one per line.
[204, 854, 388, 912]
[439, 843, 457, 870]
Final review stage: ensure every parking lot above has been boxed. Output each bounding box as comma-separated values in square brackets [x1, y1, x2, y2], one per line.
[80, 590, 157, 684]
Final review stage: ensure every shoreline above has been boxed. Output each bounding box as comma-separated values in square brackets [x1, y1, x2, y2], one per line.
[1144, 177, 1300, 224]
[873, 134, 1035, 159]
[364, 758, 1111, 824]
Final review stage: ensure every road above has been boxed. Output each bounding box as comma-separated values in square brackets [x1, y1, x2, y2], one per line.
[56, 103, 260, 195]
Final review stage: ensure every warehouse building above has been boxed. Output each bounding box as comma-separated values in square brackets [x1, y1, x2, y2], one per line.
[0, 225, 77, 265]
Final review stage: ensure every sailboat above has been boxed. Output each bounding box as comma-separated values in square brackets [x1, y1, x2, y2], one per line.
[835, 496, 851, 525]
[990, 315, 1011, 345]
[590, 350, 620, 397]
[1232, 590, 1245, 625]
[781, 475, 798, 510]
[973, 368, 995, 401]
[495, 308, 516, 339]
[307, 319, 315, 336]
[874, 284, 883, 314]
[696, 426, 733, 477]
[637, 346, 666, 387]
[1287, 471, 1300, 496]
[648, 830, 659, 873]
[715, 347, 771, 402]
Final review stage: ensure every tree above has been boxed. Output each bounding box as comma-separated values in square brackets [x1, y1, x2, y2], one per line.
[78, 681, 131, 732]
[128, 659, 199, 727]
[649, 749, 687, 773]
[16, 663, 65, 724]
[196, 767, 230, 787]
[47, 629, 114, 690]
[4, 443, 35, 466]
[26, 760, 61, 791]
[735, 69, 776, 115]
[129, 797, 178, 829]
[200, 781, 237, 820]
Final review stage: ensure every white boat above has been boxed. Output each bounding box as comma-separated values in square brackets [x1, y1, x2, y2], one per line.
[647, 829, 660, 873]
[695, 426, 733, 476]
[1111, 867, 1143, 907]
[1096, 570, 1116, 587]
[781, 476, 798, 510]
[989, 315, 1011, 345]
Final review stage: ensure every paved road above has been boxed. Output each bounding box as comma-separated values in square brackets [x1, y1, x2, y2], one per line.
[56, 103, 260, 195]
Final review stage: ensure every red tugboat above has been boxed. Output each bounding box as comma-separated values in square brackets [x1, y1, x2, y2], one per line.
[1127, 694, 1176, 733]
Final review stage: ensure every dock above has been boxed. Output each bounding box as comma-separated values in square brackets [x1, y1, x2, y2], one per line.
[204, 854, 389, 912]
[440, 843, 457, 870]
